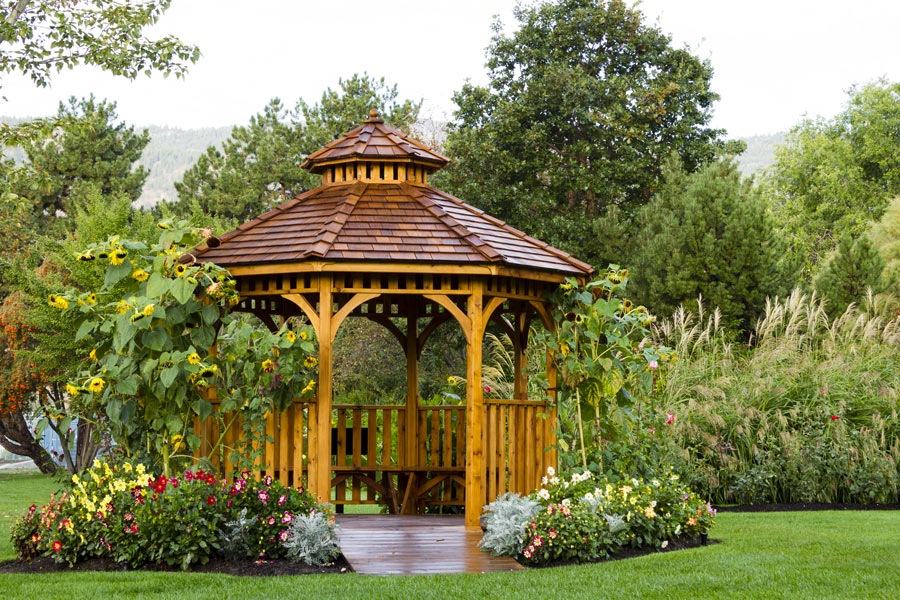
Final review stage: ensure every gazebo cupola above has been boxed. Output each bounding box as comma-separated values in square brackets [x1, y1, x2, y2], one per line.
[302, 109, 447, 186]
[191, 111, 593, 526]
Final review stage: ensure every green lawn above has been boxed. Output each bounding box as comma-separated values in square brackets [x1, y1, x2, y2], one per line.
[2, 472, 899, 599]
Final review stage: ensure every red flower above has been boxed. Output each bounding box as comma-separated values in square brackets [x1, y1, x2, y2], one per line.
[665, 412, 675, 425]
[831, 415, 840, 421]
[51, 540, 62, 552]
[206, 495, 217, 506]
[483, 385, 492, 394]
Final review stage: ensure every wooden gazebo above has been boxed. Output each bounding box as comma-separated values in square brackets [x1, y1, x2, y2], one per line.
[192, 110, 592, 525]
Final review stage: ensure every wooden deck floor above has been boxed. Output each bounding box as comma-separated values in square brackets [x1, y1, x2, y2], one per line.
[336, 514, 524, 575]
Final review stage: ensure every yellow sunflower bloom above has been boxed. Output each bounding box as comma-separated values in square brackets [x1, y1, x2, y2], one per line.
[77, 252, 95, 262]
[132, 270, 149, 282]
[110, 249, 128, 266]
[157, 222, 170, 230]
[88, 378, 105, 393]
[89, 349, 98, 362]
[262, 359, 275, 373]
[199, 365, 217, 378]
[66, 384, 80, 397]
[285, 331, 296, 343]
[115, 301, 130, 314]
[299, 331, 308, 340]
[142, 304, 155, 317]
[187, 352, 201, 365]
[86, 293, 97, 305]
[174, 264, 187, 277]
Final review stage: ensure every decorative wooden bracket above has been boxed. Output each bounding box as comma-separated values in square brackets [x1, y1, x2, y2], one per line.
[330, 293, 380, 343]
[423, 294, 471, 344]
[416, 311, 453, 357]
[282, 293, 320, 337]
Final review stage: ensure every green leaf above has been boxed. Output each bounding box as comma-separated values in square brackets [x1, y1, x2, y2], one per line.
[190, 324, 216, 350]
[103, 261, 132, 288]
[141, 328, 168, 352]
[160, 365, 179, 388]
[116, 375, 140, 395]
[75, 319, 96, 341]
[113, 318, 137, 353]
[201, 303, 219, 325]
[120, 400, 136, 425]
[107, 398, 123, 421]
[146, 272, 171, 298]
[171, 276, 195, 303]
[193, 398, 214, 421]
[165, 414, 183, 435]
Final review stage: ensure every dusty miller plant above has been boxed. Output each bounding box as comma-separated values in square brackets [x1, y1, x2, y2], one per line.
[282, 511, 340, 566]
[219, 507, 254, 560]
[479, 492, 542, 557]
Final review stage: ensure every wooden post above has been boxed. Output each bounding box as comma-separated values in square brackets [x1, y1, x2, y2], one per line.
[405, 303, 418, 467]
[464, 280, 485, 527]
[545, 348, 558, 473]
[314, 274, 334, 502]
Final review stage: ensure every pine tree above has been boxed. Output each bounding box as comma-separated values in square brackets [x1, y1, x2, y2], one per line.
[814, 234, 885, 315]
[630, 157, 792, 332]
[17, 95, 149, 230]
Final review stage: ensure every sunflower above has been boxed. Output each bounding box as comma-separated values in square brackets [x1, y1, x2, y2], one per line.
[89, 349, 98, 362]
[47, 294, 57, 307]
[88, 378, 105, 393]
[301, 379, 316, 394]
[132, 269, 149, 282]
[96, 250, 110, 260]
[48, 295, 68, 310]
[77, 252, 95, 262]
[271, 347, 280, 358]
[199, 365, 217, 378]
[174, 264, 187, 277]
[187, 352, 201, 365]
[110, 249, 128, 266]
[129, 313, 145, 324]
[285, 331, 296, 343]
[66, 384, 80, 397]
[86, 293, 97, 306]
[300, 331, 308, 340]
[623, 299, 633, 312]
[262, 359, 275, 373]
[115, 301, 130, 314]
[185, 276, 198, 285]
[304, 356, 317, 368]
[142, 304, 155, 317]
[156, 222, 170, 230]
[227, 294, 240, 306]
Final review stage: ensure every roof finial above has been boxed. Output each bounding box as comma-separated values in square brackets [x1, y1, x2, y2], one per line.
[366, 108, 382, 123]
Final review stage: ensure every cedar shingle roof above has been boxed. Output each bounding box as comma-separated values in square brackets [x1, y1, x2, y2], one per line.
[192, 113, 593, 278]
[300, 111, 448, 172]
[193, 181, 593, 276]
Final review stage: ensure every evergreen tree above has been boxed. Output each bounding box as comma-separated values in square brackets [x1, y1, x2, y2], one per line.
[16, 95, 149, 229]
[814, 234, 885, 315]
[173, 73, 421, 223]
[436, 0, 732, 268]
[630, 157, 791, 331]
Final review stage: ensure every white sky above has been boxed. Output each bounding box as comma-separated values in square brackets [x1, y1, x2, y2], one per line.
[2, 0, 900, 137]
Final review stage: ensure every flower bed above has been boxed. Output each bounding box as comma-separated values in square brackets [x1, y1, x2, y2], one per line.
[10, 461, 340, 570]
[480, 467, 716, 566]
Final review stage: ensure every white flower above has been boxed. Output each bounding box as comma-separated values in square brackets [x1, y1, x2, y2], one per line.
[661, 540, 668, 549]
[550, 476, 560, 486]
[541, 476, 548, 485]
[561, 498, 571, 507]
[584, 492, 594, 501]
[675, 525, 682, 535]
[563, 481, 569, 488]
[652, 479, 661, 487]
[631, 478, 639, 486]
[537, 489, 550, 500]
[546, 466, 556, 477]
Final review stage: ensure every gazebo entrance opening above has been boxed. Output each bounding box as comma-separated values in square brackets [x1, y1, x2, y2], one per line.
[190, 111, 592, 525]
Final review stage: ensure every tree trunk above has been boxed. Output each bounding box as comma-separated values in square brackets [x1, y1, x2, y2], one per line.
[0, 412, 58, 474]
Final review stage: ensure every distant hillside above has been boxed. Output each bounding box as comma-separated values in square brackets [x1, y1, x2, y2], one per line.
[5, 116, 786, 205]
[735, 132, 786, 178]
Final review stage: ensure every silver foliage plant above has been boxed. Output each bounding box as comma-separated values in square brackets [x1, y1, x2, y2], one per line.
[479, 492, 542, 557]
[220, 507, 254, 560]
[282, 511, 341, 566]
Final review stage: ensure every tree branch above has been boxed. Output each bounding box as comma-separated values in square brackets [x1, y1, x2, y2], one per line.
[4, 0, 30, 26]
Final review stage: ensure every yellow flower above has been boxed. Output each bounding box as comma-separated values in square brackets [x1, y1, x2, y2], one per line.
[271, 347, 280, 358]
[115, 301, 130, 314]
[142, 304, 155, 317]
[132, 269, 149, 282]
[66, 384, 80, 397]
[49, 295, 69, 310]
[174, 264, 187, 277]
[86, 293, 97, 305]
[262, 359, 275, 373]
[90, 349, 98, 362]
[187, 352, 201, 365]
[88, 377, 105, 393]
[304, 356, 317, 368]
[623, 299, 633, 312]
[299, 331, 308, 340]
[171, 434, 185, 451]
[110, 249, 127, 266]
[77, 252, 95, 262]
[199, 365, 217, 378]
[227, 294, 240, 306]
[285, 331, 296, 343]
[157, 222, 170, 230]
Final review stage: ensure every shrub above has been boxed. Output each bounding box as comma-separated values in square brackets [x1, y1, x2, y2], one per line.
[10, 460, 328, 569]
[479, 493, 542, 557]
[522, 502, 613, 564]
[282, 511, 341, 566]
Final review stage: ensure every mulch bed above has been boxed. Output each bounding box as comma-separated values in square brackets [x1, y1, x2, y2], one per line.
[520, 535, 718, 569]
[714, 503, 900, 512]
[0, 555, 352, 576]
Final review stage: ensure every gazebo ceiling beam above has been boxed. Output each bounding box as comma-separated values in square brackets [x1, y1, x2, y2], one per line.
[361, 313, 406, 349]
[423, 294, 471, 344]
[330, 292, 380, 344]
[282, 293, 320, 338]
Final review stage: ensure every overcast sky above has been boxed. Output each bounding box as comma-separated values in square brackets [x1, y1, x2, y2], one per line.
[3, 0, 899, 138]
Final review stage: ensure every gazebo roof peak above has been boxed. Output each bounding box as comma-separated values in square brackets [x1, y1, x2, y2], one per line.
[300, 110, 449, 175]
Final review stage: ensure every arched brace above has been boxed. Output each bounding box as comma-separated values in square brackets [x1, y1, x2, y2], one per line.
[423, 294, 471, 344]
[253, 311, 280, 333]
[330, 293, 380, 344]
[480, 296, 507, 335]
[363, 313, 406, 349]
[527, 299, 556, 332]
[282, 293, 320, 338]
[415, 310, 453, 357]
[489, 311, 516, 341]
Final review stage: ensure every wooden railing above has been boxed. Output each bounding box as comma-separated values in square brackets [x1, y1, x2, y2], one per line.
[195, 397, 555, 508]
[484, 399, 556, 501]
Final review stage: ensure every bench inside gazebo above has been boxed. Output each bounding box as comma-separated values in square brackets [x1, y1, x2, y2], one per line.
[190, 110, 592, 528]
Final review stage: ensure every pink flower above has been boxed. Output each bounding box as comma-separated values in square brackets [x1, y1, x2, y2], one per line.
[282, 512, 293, 524]
[821, 389, 827, 396]
[278, 494, 287, 506]
[649, 360, 659, 369]
[267, 516, 276, 526]
[548, 529, 557, 539]
[533, 536, 543, 547]
[264, 475, 273, 486]
[831, 415, 839, 421]
[665, 412, 675, 425]
[258, 490, 269, 503]
[483, 385, 491, 394]
[241, 470, 251, 480]
[638, 341, 645, 350]
[279, 530, 289, 542]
